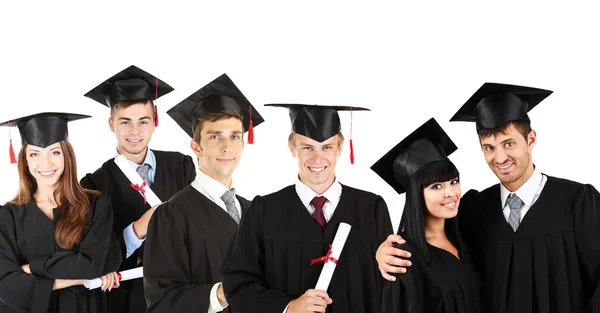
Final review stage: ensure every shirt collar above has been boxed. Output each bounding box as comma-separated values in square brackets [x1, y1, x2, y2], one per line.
[500, 166, 543, 208]
[295, 177, 342, 208]
[114, 147, 156, 170]
[195, 169, 234, 201]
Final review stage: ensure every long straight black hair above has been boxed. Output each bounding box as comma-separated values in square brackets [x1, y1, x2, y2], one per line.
[399, 159, 461, 263]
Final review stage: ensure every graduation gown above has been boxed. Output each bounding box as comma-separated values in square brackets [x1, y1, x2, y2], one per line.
[143, 186, 251, 313]
[0, 194, 122, 313]
[221, 184, 393, 313]
[80, 150, 196, 313]
[460, 176, 600, 313]
[381, 241, 482, 313]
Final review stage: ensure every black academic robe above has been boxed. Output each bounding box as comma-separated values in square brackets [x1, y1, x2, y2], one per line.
[143, 186, 251, 313]
[221, 184, 393, 313]
[460, 175, 600, 313]
[80, 150, 195, 313]
[381, 241, 482, 313]
[0, 194, 122, 313]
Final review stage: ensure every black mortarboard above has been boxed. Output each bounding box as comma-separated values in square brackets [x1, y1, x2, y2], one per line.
[0, 112, 90, 162]
[264, 104, 370, 163]
[167, 73, 264, 143]
[450, 82, 553, 131]
[371, 118, 457, 194]
[84, 65, 174, 108]
[84, 65, 174, 127]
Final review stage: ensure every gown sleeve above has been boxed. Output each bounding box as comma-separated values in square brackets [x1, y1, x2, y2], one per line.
[221, 196, 294, 313]
[0, 206, 54, 313]
[573, 184, 600, 312]
[143, 202, 213, 313]
[381, 245, 422, 313]
[29, 194, 122, 279]
[182, 154, 196, 185]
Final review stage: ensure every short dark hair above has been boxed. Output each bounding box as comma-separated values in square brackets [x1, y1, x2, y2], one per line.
[110, 99, 154, 118]
[192, 112, 244, 144]
[399, 160, 460, 263]
[478, 120, 531, 141]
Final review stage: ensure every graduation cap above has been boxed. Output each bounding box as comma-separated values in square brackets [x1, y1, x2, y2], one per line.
[0, 112, 91, 163]
[167, 73, 264, 144]
[264, 104, 370, 164]
[83, 65, 174, 127]
[450, 82, 553, 131]
[371, 118, 457, 194]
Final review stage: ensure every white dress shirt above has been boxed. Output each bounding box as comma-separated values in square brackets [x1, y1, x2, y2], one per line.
[191, 169, 241, 313]
[500, 166, 547, 223]
[295, 177, 342, 222]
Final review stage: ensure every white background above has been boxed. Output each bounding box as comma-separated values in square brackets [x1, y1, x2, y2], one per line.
[1, 2, 599, 233]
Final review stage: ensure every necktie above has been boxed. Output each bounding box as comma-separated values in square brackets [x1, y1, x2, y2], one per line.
[136, 164, 151, 187]
[507, 193, 524, 232]
[221, 188, 240, 224]
[311, 196, 328, 228]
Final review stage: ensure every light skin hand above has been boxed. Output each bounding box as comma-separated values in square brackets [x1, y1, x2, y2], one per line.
[376, 234, 413, 281]
[217, 282, 228, 307]
[286, 289, 332, 313]
[133, 202, 164, 239]
[100, 272, 120, 292]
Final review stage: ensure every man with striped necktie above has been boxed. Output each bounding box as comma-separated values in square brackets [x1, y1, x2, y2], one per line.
[376, 82, 600, 313]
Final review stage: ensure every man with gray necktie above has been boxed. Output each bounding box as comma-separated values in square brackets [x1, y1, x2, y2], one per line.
[376, 83, 600, 313]
[80, 65, 197, 313]
[143, 74, 264, 313]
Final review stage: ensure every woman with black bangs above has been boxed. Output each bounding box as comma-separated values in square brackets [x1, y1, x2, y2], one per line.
[371, 118, 482, 313]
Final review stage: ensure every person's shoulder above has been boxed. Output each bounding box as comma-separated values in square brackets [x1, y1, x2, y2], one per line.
[261, 185, 296, 201]
[152, 149, 190, 161]
[544, 174, 585, 191]
[339, 183, 384, 207]
[0, 201, 23, 215]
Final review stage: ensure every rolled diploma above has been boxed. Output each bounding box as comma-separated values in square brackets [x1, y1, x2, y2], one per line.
[83, 267, 144, 290]
[314, 222, 352, 291]
[114, 155, 162, 206]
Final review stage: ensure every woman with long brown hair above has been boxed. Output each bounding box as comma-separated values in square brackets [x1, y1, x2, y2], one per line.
[0, 112, 122, 313]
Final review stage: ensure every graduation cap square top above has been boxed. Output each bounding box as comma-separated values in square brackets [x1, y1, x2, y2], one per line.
[84, 65, 174, 108]
[167, 74, 264, 143]
[371, 118, 457, 194]
[264, 104, 369, 142]
[450, 82, 553, 131]
[0, 112, 91, 162]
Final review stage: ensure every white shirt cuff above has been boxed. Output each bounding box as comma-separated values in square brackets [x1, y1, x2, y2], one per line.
[283, 303, 290, 313]
[123, 223, 145, 259]
[209, 282, 227, 313]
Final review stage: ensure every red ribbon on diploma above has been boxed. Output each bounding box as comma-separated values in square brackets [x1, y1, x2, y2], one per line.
[130, 182, 147, 204]
[311, 245, 338, 265]
[117, 272, 122, 281]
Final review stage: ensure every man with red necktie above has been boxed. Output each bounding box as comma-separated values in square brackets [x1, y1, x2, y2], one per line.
[221, 104, 393, 313]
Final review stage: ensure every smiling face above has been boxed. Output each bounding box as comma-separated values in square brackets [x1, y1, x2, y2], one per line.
[25, 142, 65, 188]
[289, 132, 343, 194]
[109, 101, 155, 159]
[191, 116, 244, 187]
[423, 177, 461, 219]
[479, 123, 536, 191]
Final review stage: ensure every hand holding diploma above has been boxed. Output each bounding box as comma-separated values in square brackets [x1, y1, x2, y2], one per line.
[84, 267, 144, 290]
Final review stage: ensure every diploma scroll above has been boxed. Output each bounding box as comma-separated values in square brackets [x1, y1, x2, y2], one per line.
[314, 222, 352, 291]
[114, 155, 162, 206]
[83, 267, 144, 290]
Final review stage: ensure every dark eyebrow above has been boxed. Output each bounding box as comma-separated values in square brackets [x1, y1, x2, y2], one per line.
[501, 138, 515, 144]
[206, 131, 223, 135]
